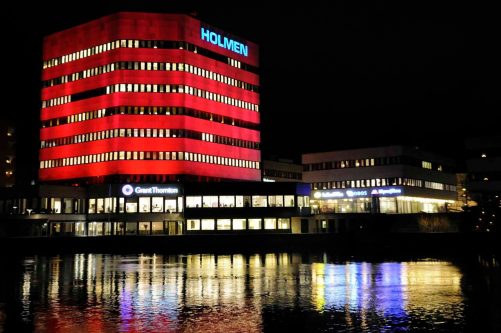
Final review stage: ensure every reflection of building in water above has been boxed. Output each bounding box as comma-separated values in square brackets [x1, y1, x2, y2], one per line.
[17, 254, 465, 332]
[310, 260, 463, 328]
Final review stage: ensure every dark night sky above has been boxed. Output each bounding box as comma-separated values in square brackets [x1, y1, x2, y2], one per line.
[1, 1, 500, 183]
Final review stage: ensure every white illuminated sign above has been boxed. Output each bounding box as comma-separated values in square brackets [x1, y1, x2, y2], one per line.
[314, 187, 403, 199]
[263, 177, 276, 182]
[370, 188, 402, 195]
[122, 184, 179, 196]
[122, 184, 134, 196]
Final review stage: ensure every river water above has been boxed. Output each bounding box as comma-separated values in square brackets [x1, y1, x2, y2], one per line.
[0, 253, 499, 332]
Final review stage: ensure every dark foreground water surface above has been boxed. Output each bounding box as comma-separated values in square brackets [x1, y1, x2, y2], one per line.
[0, 253, 500, 332]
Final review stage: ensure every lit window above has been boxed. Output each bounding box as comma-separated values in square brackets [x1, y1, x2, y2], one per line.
[232, 219, 246, 230]
[201, 219, 215, 230]
[217, 219, 231, 230]
[264, 218, 276, 229]
[187, 219, 200, 230]
[248, 219, 261, 230]
[422, 161, 432, 169]
[278, 218, 290, 229]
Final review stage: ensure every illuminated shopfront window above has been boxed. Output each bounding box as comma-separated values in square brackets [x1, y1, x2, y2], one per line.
[187, 219, 200, 230]
[88, 222, 103, 236]
[264, 218, 276, 229]
[232, 219, 246, 230]
[278, 218, 290, 229]
[217, 219, 231, 230]
[151, 222, 164, 234]
[126, 222, 137, 234]
[75, 222, 86, 236]
[201, 219, 215, 230]
[248, 219, 261, 229]
[139, 222, 150, 235]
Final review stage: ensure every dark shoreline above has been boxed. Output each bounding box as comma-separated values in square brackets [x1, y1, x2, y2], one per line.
[1, 232, 499, 256]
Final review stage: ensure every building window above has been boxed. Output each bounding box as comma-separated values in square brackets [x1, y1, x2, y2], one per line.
[187, 219, 200, 230]
[268, 195, 284, 207]
[252, 196, 267, 207]
[219, 196, 235, 207]
[236, 196, 251, 207]
[88, 199, 96, 214]
[201, 219, 215, 230]
[139, 222, 150, 235]
[233, 219, 246, 230]
[139, 197, 151, 212]
[422, 161, 432, 169]
[248, 219, 261, 230]
[217, 219, 231, 230]
[164, 199, 177, 213]
[203, 196, 218, 208]
[152, 222, 164, 234]
[264, 218, 276, 229]
[125, 198, 138, 213]
[151, 197, 163, 212]
[284, 195, 295, 207]
[186, 196, 202, 208]
[278, 218, 290, 229]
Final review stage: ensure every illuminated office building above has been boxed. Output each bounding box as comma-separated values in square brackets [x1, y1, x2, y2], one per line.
[40, 12, 260, 184]
[303, 146, 457, 214]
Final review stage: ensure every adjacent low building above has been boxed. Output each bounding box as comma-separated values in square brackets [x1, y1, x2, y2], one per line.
[0, 182, 311, 236]
[303, 146, 457, 214]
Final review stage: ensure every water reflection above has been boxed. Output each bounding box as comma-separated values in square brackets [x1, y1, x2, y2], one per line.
[5, 253, 495, 332]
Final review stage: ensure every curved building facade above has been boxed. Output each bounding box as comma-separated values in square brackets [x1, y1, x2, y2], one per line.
[40, 12, 260, 184]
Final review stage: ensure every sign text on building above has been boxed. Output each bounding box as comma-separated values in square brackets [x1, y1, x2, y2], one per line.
[122, 184, 179, 196]
[313, 187, 403, 199]
[201, 27, 248, 57]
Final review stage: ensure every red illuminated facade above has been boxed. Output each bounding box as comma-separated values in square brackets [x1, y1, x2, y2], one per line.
[40, 12, 260, 184]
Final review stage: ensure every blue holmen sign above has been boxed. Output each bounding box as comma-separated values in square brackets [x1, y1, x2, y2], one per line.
[201, 27, 248, 57]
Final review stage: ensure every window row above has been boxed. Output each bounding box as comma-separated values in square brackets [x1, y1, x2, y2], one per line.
[41, 127, 259, 150]
[89, 197, 183, 214]
[43, 39, 258, 74]
[186, 218, 291, 231]
[40, 151, 260, 170]
[304, 156, 447, 172]
[312, 177, 456, 192]
[424, 181, 455, 191]
[42, 83, 259, 112]
[263, 168, 302, 180]
[185, 194, 310, 208]
[43, 61, 258, 92]
[41, 106, 259, 131]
